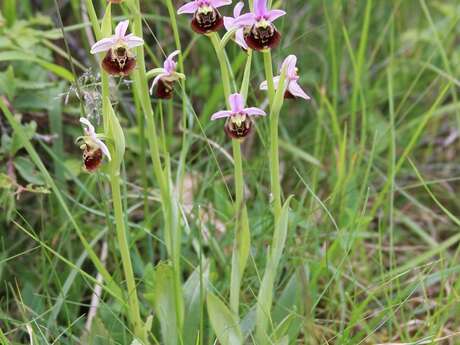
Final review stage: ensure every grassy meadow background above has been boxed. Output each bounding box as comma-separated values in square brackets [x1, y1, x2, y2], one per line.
[1, 0, 460, 344]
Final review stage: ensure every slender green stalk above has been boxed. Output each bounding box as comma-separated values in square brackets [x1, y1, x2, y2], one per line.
[263, 51, 276, 107]
[129, 0, 184, 332]
[164, 0, 189, 200]
[263, 50, 282, 219]
[109, 168, 147, 343]
[133, 89, 150, 222]
[209, 33, 232, 104]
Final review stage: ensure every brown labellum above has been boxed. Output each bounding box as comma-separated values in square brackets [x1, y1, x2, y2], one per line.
[191, 7, 224, 34]
[224, 117, 253, 139]
[244, 24, 281, 51]
[101, 46, 136, 76]
[83, 146, 103, 172]
[155, 79, 174, 99]
[284, 90, 296, 99]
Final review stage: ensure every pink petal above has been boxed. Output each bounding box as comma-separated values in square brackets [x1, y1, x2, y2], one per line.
[80, 117, 96, 135]
[164, 50, 180, 73]
[210, 0, 232, 8]
[177, 1, 199, 14]
[166, 50, 181, 62]
[94, 138, 112, 161]
[115, 20, 129, 39]
[259, 76, 280, 90]
[233, 13, 257, 27]
[90, 37, 116, 54]
[235, 29, 248, 49]
[124, 34, 144, 48]
[229, 93, 244, 113]
[244, 107, 266, 117]
[254, 0, 268, 17]
[211, 110, 233, 120]
[234, 2, 244, 17]
[266, 9, 286, 22]
[223, 16, 235, 30]
[259, 80, 268, 90]
[150, 73, 168, 94]
[281, 55, 297, 77]
[288, 81, 311, 100]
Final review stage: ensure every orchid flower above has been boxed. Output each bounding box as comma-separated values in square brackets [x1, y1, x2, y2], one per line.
[260, 55, 311, 101]
[211, 93, 266, 139]
[149, 50, 186, 99]
[233, 0, 285, 50]
[177, 0, 231, 34]
[223, 2, 249, 50]
[77, 118, 111, 172]
[90, 20, 144, 76]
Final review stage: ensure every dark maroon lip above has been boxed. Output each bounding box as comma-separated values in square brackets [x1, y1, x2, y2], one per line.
[191, 8, 224, 34]
[284, 90, 296, 99]
[224, 117, 253, 139]
[83, 147, 103, 172]
[101, 49, 137, 76]
[244, 24, 281, 51]
[155, 79, 175, 99]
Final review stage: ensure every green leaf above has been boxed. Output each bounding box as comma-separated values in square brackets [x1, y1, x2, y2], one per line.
[240, 51, 253, 101]
[101, 5, 112, 37]
[206, 292, 242, 345]
[145, 262, 178, 345]
[80, 318, 114, 345]
[2, 0, 16, 27]
[278, 140, 321, 167]
[256, 196, 293, 343]
[105, 99, 125, 172]
[0, 51, 74, 81]
[14, 156, 45, 185]
[0, 326, 11, 345]
[0, 65, 16, 99]
[63, 159, 82, 180]
[183, 265, 207, 345]
[10, 119, 36, 155]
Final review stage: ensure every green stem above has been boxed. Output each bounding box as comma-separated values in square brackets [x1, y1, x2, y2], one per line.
[133, 88, 150, 224]
[263, 51, 282, 219]
[164, 0, 188, 199]
[230, 140, 245, 314]
[130, 0, 184, 332]
[209, 33, 233, 104]
[109, 169, 147, 343]
[263, 51, 276, 107]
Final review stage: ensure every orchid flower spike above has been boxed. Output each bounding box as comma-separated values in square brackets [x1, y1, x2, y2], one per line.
[149, 50, 186, 99]
[233, 0, 285, 50]
[90, 20, 144, 76]
[177, 0, 232, 34]
[77, 117, 111, 172]
[211, 93, 266, 139]
[223, 2, 249, 50]
[260, 55, 311, 101]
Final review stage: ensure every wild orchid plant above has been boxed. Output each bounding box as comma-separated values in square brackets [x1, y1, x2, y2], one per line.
[76, 0, 310, 343]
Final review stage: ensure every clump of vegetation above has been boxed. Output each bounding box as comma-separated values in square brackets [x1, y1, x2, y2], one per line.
[1, 1, 459, 344]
